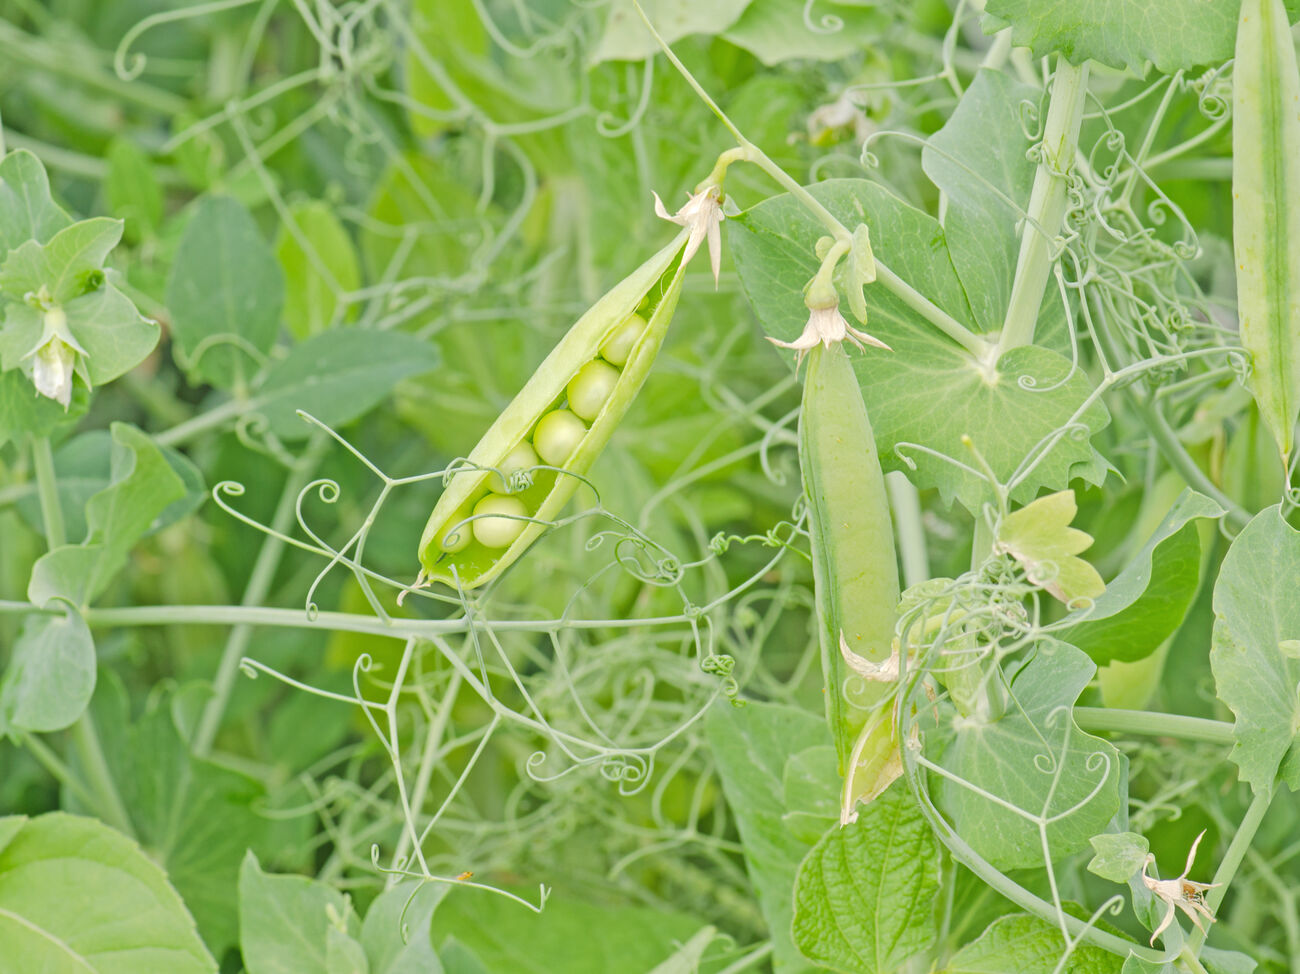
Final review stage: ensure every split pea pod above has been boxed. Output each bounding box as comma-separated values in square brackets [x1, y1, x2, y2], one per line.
[800, 343, 900, 777]
[1233, 0, 1300, 468]
[417, 230, 689, 589]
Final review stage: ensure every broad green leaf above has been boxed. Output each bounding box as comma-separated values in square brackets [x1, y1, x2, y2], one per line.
[1059, 490, 1224, 665]
[239, 852, 364, 974]
[74, 677, 268, 957]
[0, 150, 72, 252]
[254, 330, 440, 439]
[791, 781, 939, 974]
[1087, 831, 1150, 883]
[705, 700, 832, 973]
[105, 137, 164, 241]
[729, 179, 1109, 513]
[981, 0, 1300, 74]
[923, 69, 1038, 334]
[431, 891, 703, 973]
[0, 217, 122, 303]
[938, 641, 1121, 870]
[0, 607, 95, 734]
[995, 490, 1105, 606]
[646, 927, 722, 973]
[1210, 506, 1300, 794]
[360, 881, 446, 974]
[592, 0, 752, 63]
[166, 195, 284, 389]
[0, 812, 216, 973]
[782, 744, 839, 843]
[939, 912, 1122, 974]
[276, 200, 360, 339]
[723, 0, 889, 66]
[1233, 0, 1300, 466]
[28, 422, 186, 608]
[0, 364, 88, 445]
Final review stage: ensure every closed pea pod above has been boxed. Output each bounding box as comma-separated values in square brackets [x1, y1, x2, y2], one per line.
[799, 342, 901, 814]
[417, 230, 690, 589]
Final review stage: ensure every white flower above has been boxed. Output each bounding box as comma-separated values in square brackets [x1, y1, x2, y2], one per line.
[22, 306, 86, 410]
[653, 188, 724, 286]
[767, 298, 890, 363]
[1141, 830, 1220, 945]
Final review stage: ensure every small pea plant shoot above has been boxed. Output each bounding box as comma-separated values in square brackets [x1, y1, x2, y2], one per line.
[0, 0, 1298, 972]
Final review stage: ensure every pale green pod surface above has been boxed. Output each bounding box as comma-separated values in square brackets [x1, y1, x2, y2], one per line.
[417, 231, 689, 589]
[1233, 0, 1300, 467]
[800, 344, 900, 774]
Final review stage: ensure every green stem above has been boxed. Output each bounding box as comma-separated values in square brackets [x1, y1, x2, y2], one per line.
[70, 712, 136, 838]
[1134, 395, 1250, 529]
[885, 471, 929, 588]
[998, 57, 1090, 352]
[1073, 707, 1236, 745]
[21, 732, 98, 810]
[191, 435, 326, 756]
[1187, 786, 1275, 955]
[29, 436, 65, 548]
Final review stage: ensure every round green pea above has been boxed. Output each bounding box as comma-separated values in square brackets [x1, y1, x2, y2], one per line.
[566, 360, 621, 422]
[533, 409, 587, 466]
[488, 441, 541, 493]
[600, 313, 646, 367]
[438, 520, 472, 553]
[472, 494, 529, 548]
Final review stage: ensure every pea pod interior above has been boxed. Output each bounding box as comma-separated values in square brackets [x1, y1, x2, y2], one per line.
[416, 231, 690, 589]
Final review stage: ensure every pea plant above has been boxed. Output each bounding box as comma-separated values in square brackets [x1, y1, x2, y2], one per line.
[0, 1, 1297, 972]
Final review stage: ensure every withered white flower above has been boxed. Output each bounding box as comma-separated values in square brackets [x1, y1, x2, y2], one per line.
[22, 306, 87, 410]
[767, 294, 890, 363]
[1141, 830, 1220, 945]
[839, 631, 900, 682]
[653, 188, 724, 286]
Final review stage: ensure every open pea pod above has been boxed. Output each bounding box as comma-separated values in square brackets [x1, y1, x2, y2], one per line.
[416, 230, 689, 589]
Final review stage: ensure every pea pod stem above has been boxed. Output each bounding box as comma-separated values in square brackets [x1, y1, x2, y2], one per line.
[628, 0, 988, 359]
[29, 435, 66, 549]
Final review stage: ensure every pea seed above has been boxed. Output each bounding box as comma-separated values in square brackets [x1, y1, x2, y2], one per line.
[472, 494, 529, 548]
[600, 314, 646, 367]
[566, 360, 621, 422]
[533, 409, 587, 466]
[488, 441, 541, 493]
[438, 520, 472, 553]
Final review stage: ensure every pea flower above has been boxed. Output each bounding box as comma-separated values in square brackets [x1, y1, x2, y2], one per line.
[767, 280, 890, 363]
[23, 306, 87, 410]
[1141, 830, 1220, 945]
[653, 188, 724, 286]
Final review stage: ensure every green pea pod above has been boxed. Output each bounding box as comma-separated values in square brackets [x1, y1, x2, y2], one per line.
[1233, 0, 1300, 467]
[416, 231, 689, 589]
[800, 343, 900, 774]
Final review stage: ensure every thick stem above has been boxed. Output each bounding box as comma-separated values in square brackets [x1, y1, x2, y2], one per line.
[1186, 786, 1275, 955]
[71, 712, 136, 838]
[1073, 707, 1235, 745]
[30, 436, 65, 548]
[998, 58, 1089, 352]
[886, 471, 929, 588]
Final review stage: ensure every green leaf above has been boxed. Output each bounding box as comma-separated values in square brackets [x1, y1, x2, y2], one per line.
[923, 69, 1038, 334]
[105, 137, 164, 241]
[0, 812, 216, 973]
[980, 0, 1300, 74]
[791, 781, 939, 974]
[0, 363, 88, 445]
[1087, 831, 1150, 883]
[1059, 489, 1224, 665]
[705, 700, 832, 973]
[0, 216, 122, 303]
[239, 852, 364, 974]
[362, 153, 481, 283]
[592, 0, 753, 62]
[75, 676, 269, 957]
[782, 744, 840, 843]
[723, 0, 889, 66]
[938, 641, 1121, 870]
[0, 150, 72, 253]
[431, 891, 703, 973]
[729, 179, 1109, 513]
[28, 422, 186, 608]
[254, 330, 440, 440]
[1210, 506, 1300, 794]
[939, 912, 1122, 974]
[276, 200, 361, 339]
[63, 283, 160, 385]
[646, 927, 723, 973]
[995, 490, 1105, 606]
[360, 881, 446, 974]
[166, 195, 284, 389]
[0, 607, 95, 734]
